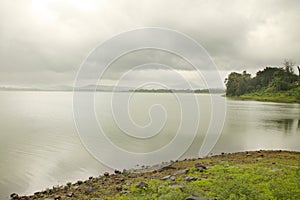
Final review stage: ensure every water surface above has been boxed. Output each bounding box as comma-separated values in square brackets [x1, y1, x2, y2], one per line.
[0, 91, 299, 199]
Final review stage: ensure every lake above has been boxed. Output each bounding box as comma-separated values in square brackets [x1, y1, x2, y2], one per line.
[0, 91, 299, 199]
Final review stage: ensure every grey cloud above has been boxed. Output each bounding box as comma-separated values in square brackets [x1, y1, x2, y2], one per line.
[0, 0, 299, 88]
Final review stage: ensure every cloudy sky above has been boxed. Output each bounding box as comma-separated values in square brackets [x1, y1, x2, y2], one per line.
[1, 0, 299, 89]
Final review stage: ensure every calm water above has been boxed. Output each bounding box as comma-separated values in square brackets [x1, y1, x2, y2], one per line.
[0, 91, 299, 199]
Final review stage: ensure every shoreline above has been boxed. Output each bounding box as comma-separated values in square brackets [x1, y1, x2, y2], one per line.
[12, 150, 300, 200]
[226, 86, 300, 104]
[227, 96, 300, 104]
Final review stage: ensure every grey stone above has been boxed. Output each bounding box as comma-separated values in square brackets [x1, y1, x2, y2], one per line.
[67, 192, 73, 197]
[185, 196, 201, 200]
[170, 176, 176, 181]
[10, 193, 18, 199]
[73, 186, 79, 190]
[85, 186, 94, 194]
[161, 175, 171, 180]
[136, 181, 148, 188]
[169, 184, 183, 190]
[54, 195, 61, 200]
[172, 168, 189, 175]
[104, 172, 109, 176]
[157, 165, 176, 172]
[125, 182, 132, 186]
[195, 163, 207, 172]
[185, 176, 198, 181]
[116, 185, 122, 191]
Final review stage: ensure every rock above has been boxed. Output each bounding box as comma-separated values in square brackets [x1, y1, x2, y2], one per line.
[157, 165, 176, 172]
[34, 191, 41, 196]
[104, 172, 109, 176]
[136, 181, 148, 189]
[185, 176, 198, 181]
[73, 185, 79, 190]
[42, 190, 48, 194]
[85, 186, 94, 194]
[172, 168, 189, 175]
[161, 175, 171, 180]
[10, 193, 18, 199]
[67, 192, 73, 197]
[116, 185, 122, 191]
[185, 196, 201, 200]
[77, 180, 83, 185]
[170, 176, 176, 181]
[195, 163, 207, 172]
[128, 174, 137, 178]
[185, 197, 216, 200]
[161, 175, 176, 181]
[125, 182, 132, 186]
[54, 195, 61, 200]
[115, 177, 125, 182]
[114, 169, 121, 174]
[186, 197, 216, 200]
[89, 176, 93, 180]
[120, 190, 130, 194]
[169, 184, 183, 190]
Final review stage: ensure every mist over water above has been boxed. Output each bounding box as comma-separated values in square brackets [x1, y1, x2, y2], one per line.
[0, 91, 299, 199]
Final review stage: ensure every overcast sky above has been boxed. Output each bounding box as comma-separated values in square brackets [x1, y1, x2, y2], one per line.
[1, 0, 299, 89]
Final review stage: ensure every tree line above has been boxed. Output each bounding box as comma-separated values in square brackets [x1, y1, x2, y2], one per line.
[225, 59, 299, 96]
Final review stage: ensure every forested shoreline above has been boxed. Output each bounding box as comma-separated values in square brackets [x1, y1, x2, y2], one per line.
[225, 60, 300, 103]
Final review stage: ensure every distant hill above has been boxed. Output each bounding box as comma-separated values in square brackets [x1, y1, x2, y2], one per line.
[0, 85, 225, 93]
[131, 88, 225, 93]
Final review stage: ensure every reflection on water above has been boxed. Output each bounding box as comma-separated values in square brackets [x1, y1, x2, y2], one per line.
[0, 92, 299, 199]
[263, 118, 300, 134]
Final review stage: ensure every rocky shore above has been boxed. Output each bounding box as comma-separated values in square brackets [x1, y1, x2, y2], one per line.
[11, 150, 300, 200]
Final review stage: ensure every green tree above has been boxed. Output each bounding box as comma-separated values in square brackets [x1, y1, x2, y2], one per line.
[225, 71, 251, 96]
[225, 63, 298, 96]
[297, 66, 300, 86]
[283, 59, 295, 74]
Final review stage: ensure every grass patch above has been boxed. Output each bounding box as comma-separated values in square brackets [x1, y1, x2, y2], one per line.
[237, 87, 300, 103]
[17, 151, 300, 200]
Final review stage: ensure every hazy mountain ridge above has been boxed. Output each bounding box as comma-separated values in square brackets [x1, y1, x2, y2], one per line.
[0, 85, 225, 93]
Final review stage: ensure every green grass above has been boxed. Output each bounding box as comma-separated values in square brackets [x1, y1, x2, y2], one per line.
[20, 151, 300, 200]
[114, 160, 300, 200]
[237, 86, 300, 103]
